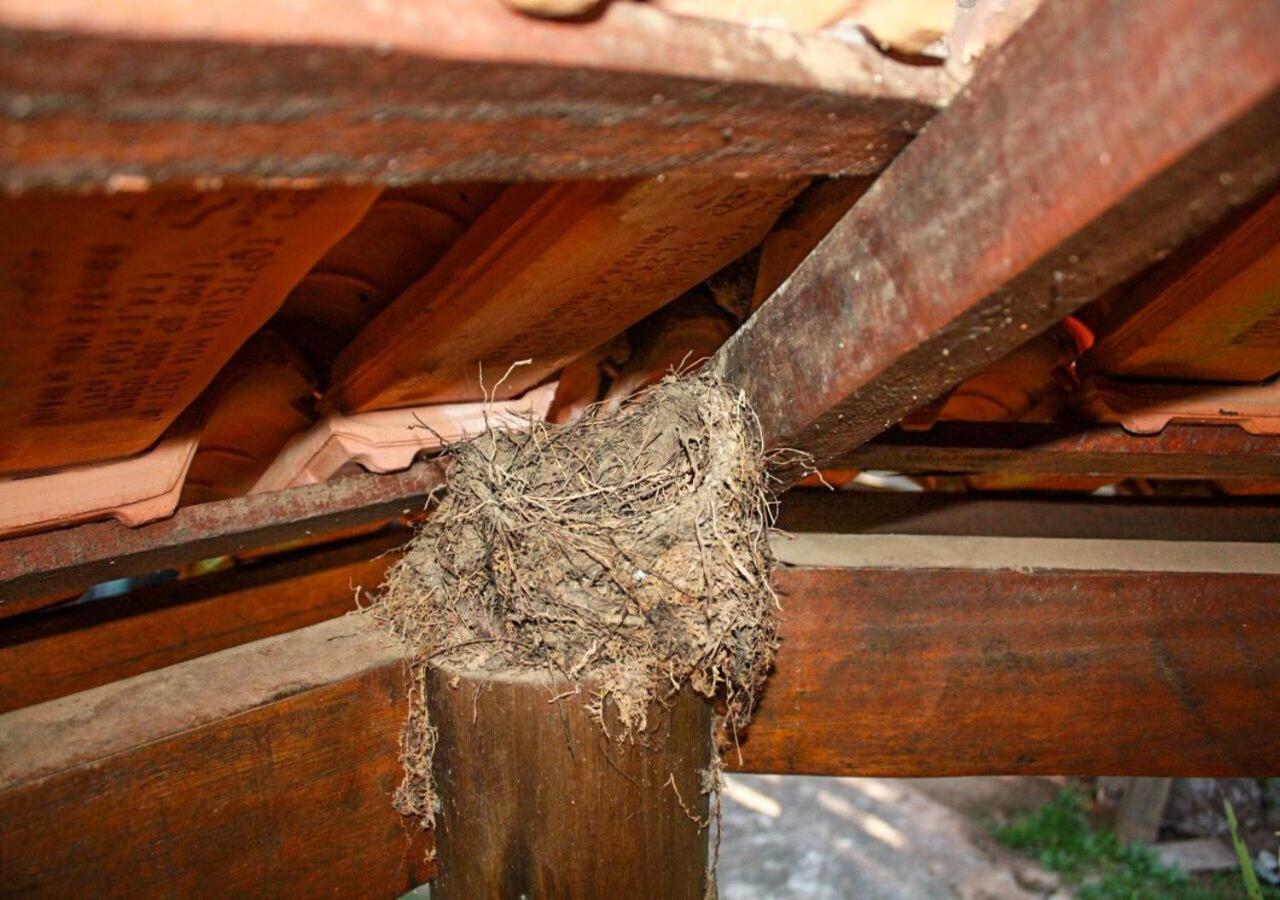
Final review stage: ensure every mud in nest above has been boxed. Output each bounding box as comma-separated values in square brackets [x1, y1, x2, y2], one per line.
[372, 374, 780, 825]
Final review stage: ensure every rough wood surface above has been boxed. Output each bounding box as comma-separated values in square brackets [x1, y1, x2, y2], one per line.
[0, 618, 430, 897]
[0, 531, 402, 713]
[737, 542, 1280, 776]
[4, 538, 1278, 894]
[0, 459, 446, 615]
[0, 0, 948, 191]
[711, 0, 1280, 464]
[428, 664, 711, 899]
[836, 422, 1280, 478]
[774, 490, 1280, 543]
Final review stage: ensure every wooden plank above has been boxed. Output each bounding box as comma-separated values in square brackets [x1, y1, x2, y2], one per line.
[4, 538, 1277, 892]
[774, 490, 1280, 543]
[0, 0, 948, 191]
[1084, 190, 1280, 383]
[7, 461, 1277, 618]
[429, 665, 710, 898]
[0, 459, 447, 615]
[738, 536, 1280, 776]
[835, 422, 1280, 478]
[329, 176, 805, 410]
[0, 530, 403, 713]
[710, 0, 1280, 465]
[0, 618, 431, 898]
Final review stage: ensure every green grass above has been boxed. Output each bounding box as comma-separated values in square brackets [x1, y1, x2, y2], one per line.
[993, 790, 1278, 900]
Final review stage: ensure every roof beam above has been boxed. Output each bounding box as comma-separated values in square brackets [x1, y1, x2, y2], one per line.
[839, 422, 1280, 478]
[775, 490, 1280, 543]
[4, 536, 1278, 894]
[0, 460, 446, 617]
[711, 0, 1280, 467]
[0, 531, 400, 713]
[0, 0, 948, 191]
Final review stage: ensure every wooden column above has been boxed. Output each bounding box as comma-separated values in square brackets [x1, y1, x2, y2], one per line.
[427, 664, 712, 899]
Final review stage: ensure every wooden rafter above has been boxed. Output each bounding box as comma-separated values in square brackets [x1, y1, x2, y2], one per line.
[0, 460, 447, 615]
[711, 0, 1280, 467]
[840, 422, 1280, 479]
[0, 0, 949, 191]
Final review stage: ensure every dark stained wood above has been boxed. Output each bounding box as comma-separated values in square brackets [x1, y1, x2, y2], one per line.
[0, 459, 447, 616]
[711, 0, 1280, 466]
[775, 490, 1280, 543]
[0, 0, 948, 191]
[836, 422, 1280, 478]
[0, 530, 404, 713]
[738, 542, 1280, 776]
[3, 540, 1277, 893]
[0, 618, 431, 898]
[428, 664, 711, 899]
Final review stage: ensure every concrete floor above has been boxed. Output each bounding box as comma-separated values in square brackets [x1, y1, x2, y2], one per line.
[717, 775, 1065, 899]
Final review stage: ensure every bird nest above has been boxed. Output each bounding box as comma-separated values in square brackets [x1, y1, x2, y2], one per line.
[371, 373, 779, 827]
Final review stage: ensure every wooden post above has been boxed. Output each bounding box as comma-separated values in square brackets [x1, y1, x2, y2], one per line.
[427, 664, 712, 898]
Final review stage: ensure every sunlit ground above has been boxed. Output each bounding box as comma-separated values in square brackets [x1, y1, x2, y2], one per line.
[718, 775, 1062, 899]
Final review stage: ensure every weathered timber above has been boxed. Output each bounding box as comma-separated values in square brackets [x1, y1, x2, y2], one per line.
[836, 422, 1280, 478]
[0, 531, 403, 713]
[429, 665, 711, 898]
[774, 490, 1280, 543]
[6, 461, 1278, 615]
[742, 535, 1280, 776]
[711, 0, 1280, 465]
[0, 0, 949, 191]
[0, 618, 430, 898]
[3, 538, 1277, 892]
[0, 459, 446, 616]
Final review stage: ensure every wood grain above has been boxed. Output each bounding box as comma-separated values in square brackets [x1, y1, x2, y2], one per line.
[4, 538, 1278, 893]
[738, 556, 1280, 776]
[0, 459, 447, 615]
[0, 531, 403, 713]
[711, 0, 1280, 466]
[0, 618, 431, 898]
[835, 422, 1280, 478]
[428, 664, 711, 898]
[0, 0, 948, 190]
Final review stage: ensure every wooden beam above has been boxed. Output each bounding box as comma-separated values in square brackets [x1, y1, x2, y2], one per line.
[0, 617, 431, 898]
[0, 531, 402, 713]
[748, 534, 1280, 776]
[4, 535, 1277, 896]
[710, 0, 1280, 465]
[837, 422, 1280, 478]
[775, 490, 1280, 543]
[6, 458, 1277, 617]
[428, 665, 710, 898]
[0, 459, 446, 616]
[0, 0, 948, 191]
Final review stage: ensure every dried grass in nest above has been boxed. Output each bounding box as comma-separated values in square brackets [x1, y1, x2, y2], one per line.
[370, 373, 780, 828]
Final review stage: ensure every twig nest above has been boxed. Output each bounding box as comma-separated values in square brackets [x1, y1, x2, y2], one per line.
[375, 374, 779, 822]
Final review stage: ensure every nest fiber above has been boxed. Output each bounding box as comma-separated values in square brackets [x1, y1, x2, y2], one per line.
[373, 374, 779, 824]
